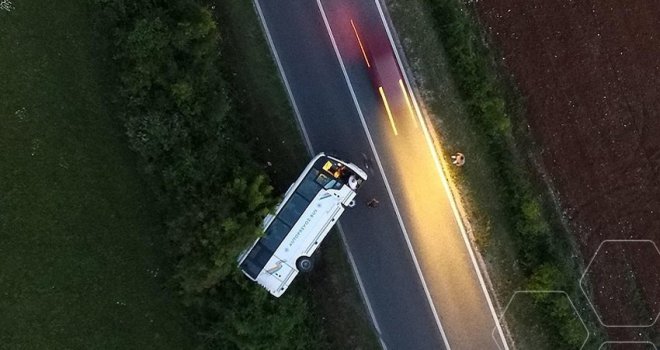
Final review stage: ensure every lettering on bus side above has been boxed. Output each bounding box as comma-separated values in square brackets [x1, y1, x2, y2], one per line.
[288, 208, 318, 248]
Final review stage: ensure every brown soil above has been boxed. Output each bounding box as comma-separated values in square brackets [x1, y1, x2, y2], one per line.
[474, 0, 660, 342]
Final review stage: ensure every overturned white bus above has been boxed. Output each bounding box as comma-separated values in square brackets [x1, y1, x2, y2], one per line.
[238, 153, 367, 297]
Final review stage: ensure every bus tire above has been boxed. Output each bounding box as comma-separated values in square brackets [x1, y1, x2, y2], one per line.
[296, 256, 314, 273]
[347, 200, 356, 208]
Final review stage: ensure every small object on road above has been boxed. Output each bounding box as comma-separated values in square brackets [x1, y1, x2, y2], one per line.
[451, 152, 465, 167]
[366, 198, 379, 208]
[361, 152, 370, 170]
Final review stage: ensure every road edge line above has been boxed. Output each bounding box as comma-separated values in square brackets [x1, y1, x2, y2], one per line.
[372, 0, 510, 348]
[253, 0, 314, 153]
[252, 1, 387, 348]
[337, 223, 389, 350]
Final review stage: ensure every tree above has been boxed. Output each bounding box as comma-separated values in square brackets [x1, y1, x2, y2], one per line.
[172, 175, 275, 303]
[200, 273, 321, 350]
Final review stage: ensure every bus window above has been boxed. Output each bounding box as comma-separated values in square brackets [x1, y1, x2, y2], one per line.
[324, 179, 337, 189]
[241, 243, 273, 279]
[297, 170, 321, 201]
[261, 219, 289, 251]
[278, 193, 309, 227]
[315, 172, 332, 187]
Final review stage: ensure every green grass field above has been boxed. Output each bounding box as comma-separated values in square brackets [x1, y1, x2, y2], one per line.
[0, 1, 197, 348]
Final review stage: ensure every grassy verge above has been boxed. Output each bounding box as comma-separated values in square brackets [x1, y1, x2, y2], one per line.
[0, 1, 197, 348]
[212, 0, 305, 191]
[307, 233, 381, 350]
[383, 0, 604, 348]
[213, 1, 379, 348]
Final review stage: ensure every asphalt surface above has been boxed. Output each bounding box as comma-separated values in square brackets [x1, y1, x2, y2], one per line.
[254, 0, 507, 349]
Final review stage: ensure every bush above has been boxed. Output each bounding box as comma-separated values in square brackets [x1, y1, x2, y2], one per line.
[96, 0, 324, 347]
[525, 266, 585, 348]
[199, 273, 320, 350]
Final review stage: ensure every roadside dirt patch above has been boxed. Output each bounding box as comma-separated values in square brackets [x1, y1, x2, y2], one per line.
[474, 0, 660, 341]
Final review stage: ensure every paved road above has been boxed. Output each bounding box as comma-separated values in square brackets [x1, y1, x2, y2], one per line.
[254, 0, 508, 349]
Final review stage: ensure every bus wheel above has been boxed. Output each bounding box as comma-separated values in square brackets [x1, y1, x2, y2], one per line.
[347, 200, 356, 208]
[296, 256, 314, 273]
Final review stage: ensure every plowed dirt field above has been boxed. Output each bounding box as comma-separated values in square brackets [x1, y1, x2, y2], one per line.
[475, 0, 660, 342]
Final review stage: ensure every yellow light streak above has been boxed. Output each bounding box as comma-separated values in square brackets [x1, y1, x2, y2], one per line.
[409, 78, 464, 218]
[399, 79, 418, 128]
[350, 19, 371, 68]
[378, 86, 398, 136]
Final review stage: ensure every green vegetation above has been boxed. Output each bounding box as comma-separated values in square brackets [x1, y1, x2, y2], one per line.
[95, 0, 378, 348]
[308, 232, 382, 349]
[213, 0, 306, 190]
[0, 1, 196, 348]
[215, 1, 379, 348]
[95, 0, 320, 347]
[385, 0, 604, 348]
[1, 0, 380, 346]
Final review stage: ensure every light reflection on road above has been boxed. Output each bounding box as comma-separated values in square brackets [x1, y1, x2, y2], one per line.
[320, 0, 507, 348]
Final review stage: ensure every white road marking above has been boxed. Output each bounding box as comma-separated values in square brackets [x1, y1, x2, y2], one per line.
[253, 0, 313, 152]
[372, 0, 510, 348]
[337, 222, 389, 350]
[252, 1, 387, 348]
[374, 0, 509, 350]
[316, 0, 451, 348]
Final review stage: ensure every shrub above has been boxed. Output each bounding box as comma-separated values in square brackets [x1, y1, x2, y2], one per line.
[96, 0, 323, 347]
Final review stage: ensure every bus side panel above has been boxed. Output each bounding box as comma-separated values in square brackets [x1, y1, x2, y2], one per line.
[270, 261, 299, 298]
[302, 205, 344, 258]
[262, 197, 347, 297]
[256, 256, 297, 297]
[267, 203, 343, 297]
[282, 198, 342, 260]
